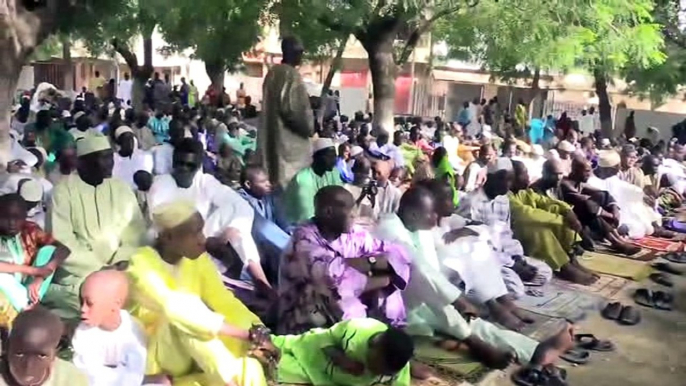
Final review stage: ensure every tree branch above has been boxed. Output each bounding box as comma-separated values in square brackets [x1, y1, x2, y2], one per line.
[663, 26, 686, 49]
[111, 39, 139, 69]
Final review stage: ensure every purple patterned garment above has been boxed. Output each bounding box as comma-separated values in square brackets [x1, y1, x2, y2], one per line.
[277, 221, 410, 334]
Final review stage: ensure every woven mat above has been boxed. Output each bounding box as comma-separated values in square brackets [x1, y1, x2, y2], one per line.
[413, 337, 484, 382]
[594, 243, 660, 261]
[555, 274, 631, 299]
[515, 281, 603, 321]
[578, 251, 654, 281]
[630, 236, 683, 253]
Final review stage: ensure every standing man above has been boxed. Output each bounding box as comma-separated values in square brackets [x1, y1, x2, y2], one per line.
[259, 36, 314, 189]
[180, 77, 190, 106]
[117, 73, 133, 107]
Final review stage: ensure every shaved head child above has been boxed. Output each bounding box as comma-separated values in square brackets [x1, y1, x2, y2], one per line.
[71, 269, 148, 386]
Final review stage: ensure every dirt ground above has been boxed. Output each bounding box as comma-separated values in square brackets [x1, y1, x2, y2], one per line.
[470, 266, 686, 386]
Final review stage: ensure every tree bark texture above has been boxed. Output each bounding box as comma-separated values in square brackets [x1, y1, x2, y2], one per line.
[113, 31, 154, 111]
[205, 60, 225, 94]
[594, 67, 613, 138]
[61, 37, 74, 92]
[359, 19, 402, 135]
[0, 0, 63, 167]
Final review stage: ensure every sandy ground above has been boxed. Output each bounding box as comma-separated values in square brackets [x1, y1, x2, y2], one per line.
[472, 266, 686, 386]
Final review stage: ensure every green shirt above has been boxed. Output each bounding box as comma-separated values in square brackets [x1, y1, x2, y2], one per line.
[0, 359, 88, 386]
[273, 318, 411, 386]
[283, 166, 342, 225]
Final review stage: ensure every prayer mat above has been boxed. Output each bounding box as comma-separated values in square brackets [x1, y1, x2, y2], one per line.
[577, 252, 654, 281]
[413, 336, 485, 382]
[594, 242, 659, 261]
[555, 274, 631, 299]
[515, 282, 602, 322]
[630, 236, 683, 253]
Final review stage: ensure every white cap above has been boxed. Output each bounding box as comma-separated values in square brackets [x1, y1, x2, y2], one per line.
[487, 157, 513, 174]
[350, 146, 364, 157]
[558, 140, 575, 153]
[532, 144, 544, 156]
[114, 126, 134, 139]
[19, 179, 44, 202]
[598, 150, 621, 168]
[312, 138, 335, 154]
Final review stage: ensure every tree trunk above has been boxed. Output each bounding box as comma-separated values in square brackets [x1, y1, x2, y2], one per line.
[528, 68, 541, 119]
[205, 61, 225, 94]
[61, 36, 74, 93]
[131, 76, 146, 111]
[363, 35, 397, 135]
[321, 37, 348, 97]
[594, 67, 613, 138]
[0, 70, 19, 167]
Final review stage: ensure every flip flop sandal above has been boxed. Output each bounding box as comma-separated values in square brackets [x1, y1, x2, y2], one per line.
[653, 291, 674, 311]
[512, 367, 568, 386]
[652, 262, 683, 276]
[542, 365, 568, 381]
[650, 272, 674, 287]
[601, 302, 622, 320]
[617, 305, 641, 326]
[574, 333, 615, 352]
[560, 347, 590, 364]
[634, 288, 655, 308]
[664, 252, 686, 264]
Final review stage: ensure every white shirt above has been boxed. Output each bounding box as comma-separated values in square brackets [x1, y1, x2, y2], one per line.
[152, 143, 174, 175]
[579, 115, 595, 135]
[72, 310, 147, 386]
[117, 79, 133, 104]
[368, 142, 405, 168]
[113, 149, 154, 189]
[149, 172, 259, 264]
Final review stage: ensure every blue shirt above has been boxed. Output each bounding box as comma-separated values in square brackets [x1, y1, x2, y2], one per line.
[147, 116, 171, 144]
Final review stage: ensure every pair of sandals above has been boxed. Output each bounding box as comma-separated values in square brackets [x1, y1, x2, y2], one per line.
[560, 334, 615, 365]
[602, 302, 641, 325]
[650, 262, 683, 288]
[512, 334, 614, 385]
[634, 288, 674, 311]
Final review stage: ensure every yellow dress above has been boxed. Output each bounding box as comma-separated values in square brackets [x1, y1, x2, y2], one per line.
[127, 247, 266, 386]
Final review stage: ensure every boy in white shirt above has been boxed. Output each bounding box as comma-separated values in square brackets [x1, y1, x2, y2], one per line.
[72, 270, 156, 386]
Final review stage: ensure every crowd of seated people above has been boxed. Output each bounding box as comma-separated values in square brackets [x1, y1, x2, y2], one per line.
[3, 81, 684, 386]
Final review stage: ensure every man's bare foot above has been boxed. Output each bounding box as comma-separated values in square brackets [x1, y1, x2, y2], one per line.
[464, 336, 514, 369]
[529, 322, 575, 366]
[557, 263, 597, 285]
[487, 300, 524, 331]
[436, 339, 464, 351]
[410, 360, 434, 380]
[497, 296, 534, 324]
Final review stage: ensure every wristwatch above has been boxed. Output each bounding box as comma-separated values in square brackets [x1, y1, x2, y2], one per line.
[367, 256, 377, 276]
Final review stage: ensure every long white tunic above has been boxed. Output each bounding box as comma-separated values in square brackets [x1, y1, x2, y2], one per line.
[587, 175, 659, 238]
[148, 172, 260, 265]
[72, 310, 147, 386]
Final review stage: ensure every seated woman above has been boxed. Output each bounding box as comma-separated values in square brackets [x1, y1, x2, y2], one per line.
[278, 186, 410, 335]
[126, 199, 277, 386]
[0, 193, 70, 326]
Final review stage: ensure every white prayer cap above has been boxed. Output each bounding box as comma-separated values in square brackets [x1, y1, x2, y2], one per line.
[629, 137, 638, 143]
[73, 111, 86, 120]
[312, 138, 335, 154]
[350, 146, 364, 157]
[648, 126, 659, 133]
[482, 131, 493, 140]
[76, 134, 111, 157]
[487, 157, 513, 174]
[601, 138, 611, 147]
[114, 126, 134, 140]
[28, 146, 48, 164]
[547, 149, 560, 160]
[532, 144, 544, 156]
[557, 140, 575, 153]
[18, 179, 43, 203]
[62, 110, 71, 118]
[152, 199, 198, 231]
[598, 150, 621, 168]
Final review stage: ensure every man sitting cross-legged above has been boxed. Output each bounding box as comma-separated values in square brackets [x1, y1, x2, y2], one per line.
[126, 199, 277, 386]
[457, 158, 552, 298]
[148, 138, 274, 301]
[43, 134, 147, 321]
[0, 307, 88, 386]
[72, 269, 149, 386]
[277, 185, 410, 335]
[375, 185, 574, 369]
[509, 159, 597, 285]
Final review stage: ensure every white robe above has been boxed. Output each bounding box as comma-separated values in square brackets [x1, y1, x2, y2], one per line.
[72, 310, 147, 386]
[152, 143, 174, 175]
[374, 214, 538, 363]
[149, 172, 260, 265]
[113, 149, 154, 189]
[587, 175, 659, 238]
